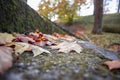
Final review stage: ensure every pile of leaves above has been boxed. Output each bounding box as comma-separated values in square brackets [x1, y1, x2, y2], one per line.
[0, 30, 120, 74]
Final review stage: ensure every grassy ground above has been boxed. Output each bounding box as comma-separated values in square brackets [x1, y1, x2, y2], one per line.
[74, 14, 120, 33]
[86, 32, 120, 49]
[72, 14, 120, 49]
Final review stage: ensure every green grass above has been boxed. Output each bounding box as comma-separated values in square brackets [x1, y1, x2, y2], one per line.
[103, 14, 120, 33]
[86, 32, 120, 48]
[66, 14, 120, 48]
[75, 14, 120, 34]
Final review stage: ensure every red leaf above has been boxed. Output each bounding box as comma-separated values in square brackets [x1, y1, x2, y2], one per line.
[14, 34, 35, 43]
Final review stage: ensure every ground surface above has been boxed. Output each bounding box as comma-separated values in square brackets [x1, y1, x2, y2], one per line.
[0, 29, 120, 80]
[0, 44, 120, 80]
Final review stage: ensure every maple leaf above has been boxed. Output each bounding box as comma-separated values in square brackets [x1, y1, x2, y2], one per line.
[50, 41, 82, 53]
[104, 60, 120, 70]
[44, 34, 58, 40]
[50, 41, 69, 50]
[44, 34, 58, 45]
[33, 34, 57, 46]
[14, 42, 31, 56]
[34, 41, 47, 47]
[31, 45, 51, 57]
[29, 32, 39, 38]
[52, 33, 76, 41]
[60, 36, 76, 42]
[0, 33, 15, 45]
[14, 34, 35, 43]
[0, 46, 13, 74]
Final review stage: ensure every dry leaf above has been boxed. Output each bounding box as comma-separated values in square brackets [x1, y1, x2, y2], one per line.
[29, 32, 39, 38]
[52, 33, 76, 41]
[51, 41, 82, 53]
[14, 34, 35, 43]
[14, 42, 31, 56]
[44, 34, 58, 40]
[31, 45, 51, 57]
[0, 46, 13, 74]
[104, 60, 120, 70]
[34, 41, 46, 47]
[61, 36, 76, 41]
[0, 33, 15, 45]
[50, 41, 68, 50]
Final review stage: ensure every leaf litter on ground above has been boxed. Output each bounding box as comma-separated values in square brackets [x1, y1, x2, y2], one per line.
[0, 30, 120, 74]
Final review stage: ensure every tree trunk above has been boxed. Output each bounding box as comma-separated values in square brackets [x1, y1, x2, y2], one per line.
[92, 0, 103, 34]
[118, 0, 120, 13]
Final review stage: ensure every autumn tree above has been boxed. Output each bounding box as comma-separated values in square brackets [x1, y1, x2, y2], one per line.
[54, 0, 78, 23]
[92, 0, 103, 34]
[38, 0, 53, 19]
[38, 0, 86, 22]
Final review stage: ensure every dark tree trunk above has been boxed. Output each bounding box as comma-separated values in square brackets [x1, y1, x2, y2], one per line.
[92, 0, 103, 34]
[118, 0, 120, 13]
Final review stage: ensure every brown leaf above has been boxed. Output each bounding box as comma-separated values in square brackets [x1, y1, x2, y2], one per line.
[104, 60, 120, 70]
[0, 33, 15, 45]
[0, 46, 13, 74]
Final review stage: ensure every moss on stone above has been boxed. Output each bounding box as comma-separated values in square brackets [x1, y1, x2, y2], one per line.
[0, 0, 64, 34]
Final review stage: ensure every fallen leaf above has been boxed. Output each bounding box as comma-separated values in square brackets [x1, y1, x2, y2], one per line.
[33, 34, 57, 46]
[14, 34, 35, 43]
[44, 34, 58, 40]
[44, 34, 58, 45]
[50, 41, 82, 53]
[50, 41, 69, 50]
[34, 29, 43, 37]
[31, 45, 51, 57]
[14, 42, 31, 56]
[52, 33, 76, 41]
[104, 60, 120, 70]
[0, 46, 13, 74]
[35, 37, 48, 42]
[34, 41, 47, 47]
[29, 32, 39, 38]
[58, 35, 76, 42]
[0, 33, 15, 45]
